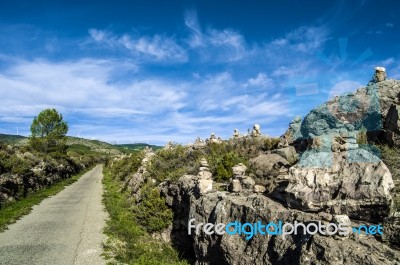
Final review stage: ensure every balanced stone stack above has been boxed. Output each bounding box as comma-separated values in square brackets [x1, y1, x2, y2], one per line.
[228, 163, 255, 192]
[232, 129, 240, 139]
[250, 124, 261, 137]
[196, 158, 213, 195]
[374, 66, 386, 83]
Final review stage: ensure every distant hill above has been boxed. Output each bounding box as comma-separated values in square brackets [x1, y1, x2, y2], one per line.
[0, 134, 163, 154]
[115, 143, 162, 151]
[66, 136, 122, 155]
[0, 134, 122, 155]
[0, 134, 27, 144]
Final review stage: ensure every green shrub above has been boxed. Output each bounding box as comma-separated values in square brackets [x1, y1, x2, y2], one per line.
[102, 170, 188, 264]
[205, 142, 247, 182]
[133, 183, 173, 233]
[146, 145, 201, 182]
[264, 137, 280, 151]
[107, 152, 143, 181]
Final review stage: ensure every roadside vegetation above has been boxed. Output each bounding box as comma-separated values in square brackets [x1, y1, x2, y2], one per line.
[0, 166, 93, 231]
[103, 152, 188, 265]
[146, 137, 274, 183]
[0, 108, 112, 230]
[102, 136, 278, 264]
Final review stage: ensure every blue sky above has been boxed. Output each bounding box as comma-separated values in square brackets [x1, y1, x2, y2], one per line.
[0, 0, 399, 145]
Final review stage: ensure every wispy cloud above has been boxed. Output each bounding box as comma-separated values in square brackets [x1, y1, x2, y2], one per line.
[2, 9, 389, 145]
[0, 57, 291, 143]
[0, 59, 186, 118]
[184, 10, 247, 62]
[88, 29, 188, 62]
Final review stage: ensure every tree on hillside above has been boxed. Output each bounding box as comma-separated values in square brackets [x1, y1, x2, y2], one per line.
[29, 108, 69, 153]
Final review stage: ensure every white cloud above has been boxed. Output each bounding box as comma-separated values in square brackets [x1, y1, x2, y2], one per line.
[265, 26, 329, 62]
[381, 57, 395, 66]
[0, 59, 290, 144]
[328, 80, 364, 99]
[245, 73, 274, 89]
[386, 22, 394, 28]
[0, 59, 187, 119]
[88, 28, 109, 42]
[88, 29, 188, 62]
[184, 10, 247, 62]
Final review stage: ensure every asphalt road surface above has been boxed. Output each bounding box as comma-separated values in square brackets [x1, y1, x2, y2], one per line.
[0, 164, 108, 265]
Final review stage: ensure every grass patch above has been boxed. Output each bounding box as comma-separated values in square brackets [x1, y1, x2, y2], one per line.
[102, 169, 188, 265]
[0, 166, 93, 232]
[379, 145, 400, 212]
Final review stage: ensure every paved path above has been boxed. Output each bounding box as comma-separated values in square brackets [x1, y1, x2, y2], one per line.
[0, 165, 108, 265]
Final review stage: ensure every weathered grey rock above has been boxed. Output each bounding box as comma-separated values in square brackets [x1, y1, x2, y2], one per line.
[232, 163, 247, 176]
[280, 116, 302, 146]
[152, 225, 172, 243]
[193, 137, 206, 149]
[297, 79, 400, 140]
[284, 149, 394, 222]
[332, 215, 351, 238]
[385, 104, 400, 132]
[126, 150, 156, 201]
[161, 176, 400, 265]
[241, 176, 255, 190]
[271, 146, 298, 164]
[197, 178, 213, 195]
[197, 171, 212, 180]
[249, 153, 289, 185]
[228, 179, 242, 192]
[253, 184, 266, 193]
[383, 213, 400, 246]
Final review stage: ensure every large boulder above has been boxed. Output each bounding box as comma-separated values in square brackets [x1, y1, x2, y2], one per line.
[284, 149, 394, 222]
[271, 146, 298, 165]
[293, 79, 400, 141]
[249, 153, 289, 185]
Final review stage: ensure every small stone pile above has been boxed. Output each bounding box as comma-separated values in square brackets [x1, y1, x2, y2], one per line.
[193, 137, 206, 148]
[251, 124, 261, 137]
[208, 133, 223, 144]
[163, 141, 173, 150]
[374, 66, 387, 83]
[232, 129, 240, 139]
[196, 158, 213, 195]
[228, 163, 257, 193]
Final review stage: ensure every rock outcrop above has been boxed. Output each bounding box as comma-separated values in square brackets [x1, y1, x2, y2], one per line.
[283, 149, 394, 222]
[249, 153, 289, 186]
[161, 176, 400, 265]
[296, 79, 400, 144]
[155, 72, 400, 264]
[125, 148, 155, 201]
